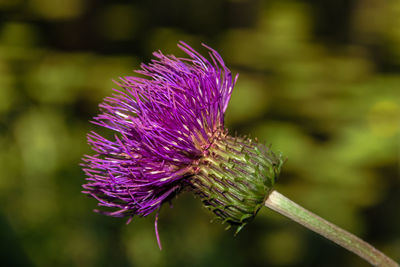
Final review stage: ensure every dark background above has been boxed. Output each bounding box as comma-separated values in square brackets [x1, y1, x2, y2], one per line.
[0, 0, 399, 266]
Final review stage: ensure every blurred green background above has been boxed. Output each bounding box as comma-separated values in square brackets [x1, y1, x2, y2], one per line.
[1, 0, 399, 266]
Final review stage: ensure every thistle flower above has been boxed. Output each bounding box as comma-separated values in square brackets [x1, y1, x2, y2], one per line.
[82, 41, 282, 242]
[81, 42, 398, 266]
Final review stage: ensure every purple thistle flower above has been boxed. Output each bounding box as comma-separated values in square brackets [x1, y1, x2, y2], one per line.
[82, 41, 283, 249]
[82, 42, 235, 220]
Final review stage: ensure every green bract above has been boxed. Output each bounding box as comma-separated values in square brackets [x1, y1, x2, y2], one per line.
[190, 133, 284, 233]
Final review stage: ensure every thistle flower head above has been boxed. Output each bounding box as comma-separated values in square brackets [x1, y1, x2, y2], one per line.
[82, 42, 283, 243]
[82, 42, 235, 216]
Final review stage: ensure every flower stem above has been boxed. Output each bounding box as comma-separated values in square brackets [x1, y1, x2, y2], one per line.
[264, 190, 399, 266]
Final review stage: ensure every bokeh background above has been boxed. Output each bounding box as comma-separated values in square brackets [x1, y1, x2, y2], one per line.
[1, 0, 399, 266]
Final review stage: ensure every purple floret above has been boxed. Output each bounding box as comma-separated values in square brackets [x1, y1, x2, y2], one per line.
[82, 42, 237, 223]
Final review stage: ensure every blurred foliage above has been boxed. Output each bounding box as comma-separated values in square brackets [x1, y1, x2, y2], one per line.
[0, 0, 399, 266]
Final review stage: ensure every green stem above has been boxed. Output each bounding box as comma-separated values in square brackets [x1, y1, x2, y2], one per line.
[264, 190, 399, 267]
